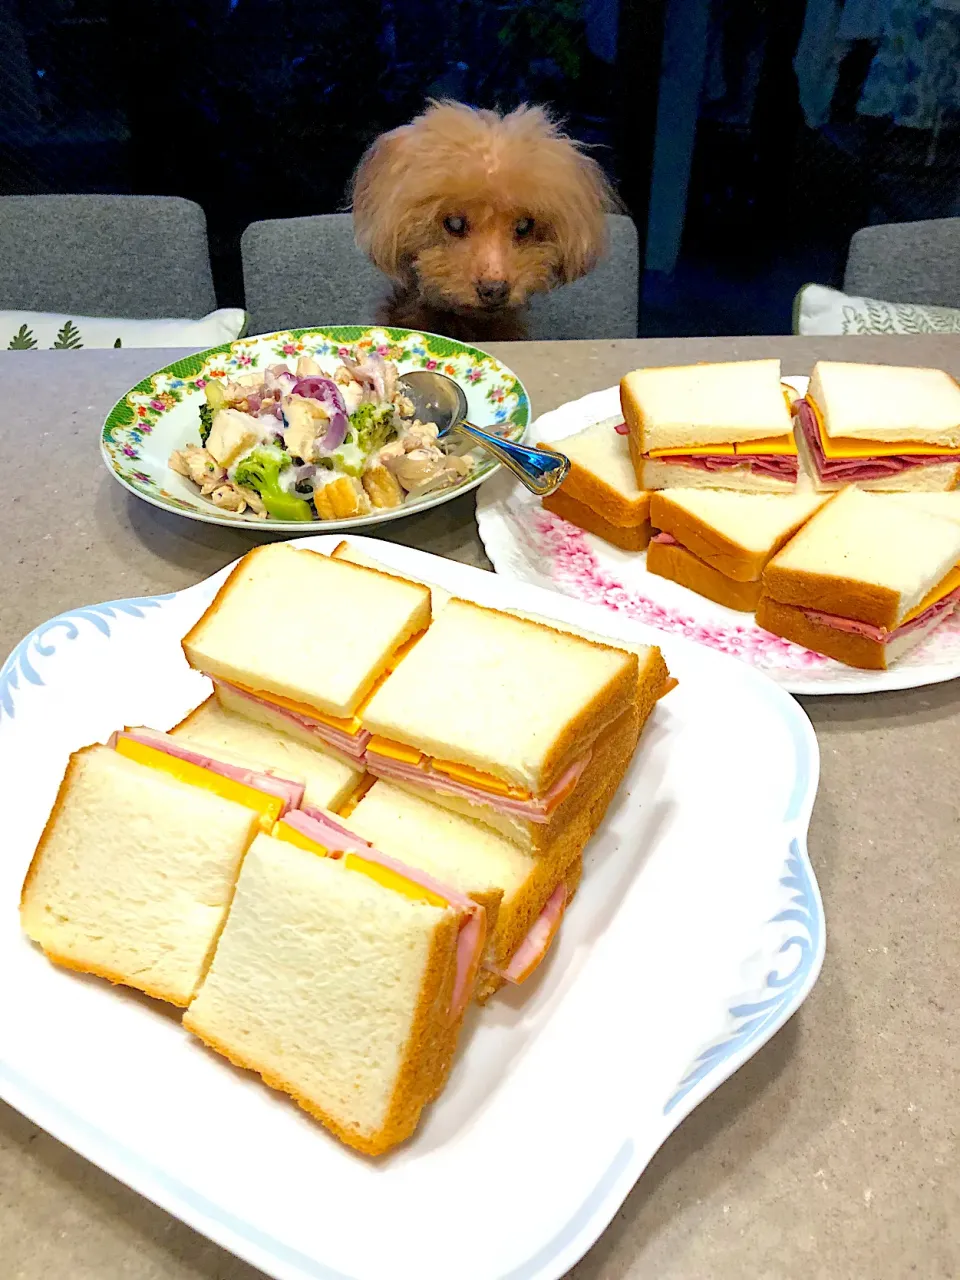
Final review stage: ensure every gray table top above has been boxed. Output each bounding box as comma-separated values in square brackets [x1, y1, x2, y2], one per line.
[1, 335, 957, 1280]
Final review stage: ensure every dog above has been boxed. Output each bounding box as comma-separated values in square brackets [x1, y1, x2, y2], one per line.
[351, 100, 618, 342]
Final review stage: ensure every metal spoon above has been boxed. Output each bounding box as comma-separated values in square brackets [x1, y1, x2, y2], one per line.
[399, 370, 570, 496]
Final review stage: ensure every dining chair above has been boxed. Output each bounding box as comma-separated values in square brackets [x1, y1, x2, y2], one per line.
[241, 212, 639, 339]
[0, 195, 217, 317]
[844, 217, 960, 308]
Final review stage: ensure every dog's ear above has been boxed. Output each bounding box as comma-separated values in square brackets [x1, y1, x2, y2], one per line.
[551, 148, 620, 285]
[351, 129, 413, 281]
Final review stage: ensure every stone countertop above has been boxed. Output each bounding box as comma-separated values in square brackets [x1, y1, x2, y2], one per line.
[1, 336, 957, 1279]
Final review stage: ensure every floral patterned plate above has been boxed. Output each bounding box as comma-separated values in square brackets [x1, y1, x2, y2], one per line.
[100, 326, 530, 532]
[477, 383, 960, 696]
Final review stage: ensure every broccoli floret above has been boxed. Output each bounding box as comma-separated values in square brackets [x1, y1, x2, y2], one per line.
[349, 402, 397, 455]
[232, 444, 313, 522]
[198, 402, 214, 446]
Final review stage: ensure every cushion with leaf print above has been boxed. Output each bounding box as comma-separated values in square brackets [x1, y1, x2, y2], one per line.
[1, 309, 247, 352]
[794, 284, 960, 337]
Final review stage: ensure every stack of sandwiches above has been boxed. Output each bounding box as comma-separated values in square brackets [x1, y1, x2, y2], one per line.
[756, 487, 960, 669]
[646, 489, 830, 611]
[537, 418, 652, 550]
[20, 541, 672, 1153]
[796, 362, 960, 492]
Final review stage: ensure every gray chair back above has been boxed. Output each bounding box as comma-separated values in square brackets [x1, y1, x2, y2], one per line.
[0, 195, 217, 318]
[241, 212, 639, 339]
[844, 217, 960, 308]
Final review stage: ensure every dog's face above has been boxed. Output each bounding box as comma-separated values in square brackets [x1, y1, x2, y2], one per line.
[352, 102, 617, 315]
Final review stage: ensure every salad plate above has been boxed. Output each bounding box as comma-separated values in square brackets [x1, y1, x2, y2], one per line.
[0, 536, 822, 1280]
[477, 380, 960, 696]
[100, 326, 530, 532]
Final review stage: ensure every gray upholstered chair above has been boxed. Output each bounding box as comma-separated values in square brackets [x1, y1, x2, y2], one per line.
[844, 217, 960, 308]
[0, 195, 217, 317]
[241, 212, 639, 339]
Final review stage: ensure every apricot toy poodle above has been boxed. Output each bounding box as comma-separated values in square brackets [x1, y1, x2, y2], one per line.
[351, 100, 618, 342]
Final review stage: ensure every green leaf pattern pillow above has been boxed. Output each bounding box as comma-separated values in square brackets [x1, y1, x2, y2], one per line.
[795, 283, 960, 336]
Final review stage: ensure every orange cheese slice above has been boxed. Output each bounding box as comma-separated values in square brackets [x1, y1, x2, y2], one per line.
[115, 738, 282, 830]
[901, 563, 960, 626]
[232, 682, 364, 736]
[272, 822, 329, 856]
[808, 396, 960, 459]
[366, 736, 424, 766]
[342, 852, 449, 908]
[430, 758, 530, 798]
[646, 434, 797, 459]
[336, 773, 376, 819]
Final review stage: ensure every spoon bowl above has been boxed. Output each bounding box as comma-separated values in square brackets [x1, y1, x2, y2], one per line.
[399, 369, 569, 497]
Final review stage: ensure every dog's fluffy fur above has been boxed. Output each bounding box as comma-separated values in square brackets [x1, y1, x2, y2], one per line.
[351, 101, 618, 342]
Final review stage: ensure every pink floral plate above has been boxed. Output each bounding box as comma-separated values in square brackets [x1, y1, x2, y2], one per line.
[476, 384, 960, 695]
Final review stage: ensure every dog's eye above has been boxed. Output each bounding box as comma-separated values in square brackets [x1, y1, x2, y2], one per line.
[443, 215, 468, 237]
[515, 217, 535, 239]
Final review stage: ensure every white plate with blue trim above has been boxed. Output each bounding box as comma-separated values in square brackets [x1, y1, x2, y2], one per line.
[0, 537, 823, 1280]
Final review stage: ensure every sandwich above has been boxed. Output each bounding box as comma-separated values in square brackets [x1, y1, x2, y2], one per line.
[19, 738, 280, 1005]
[796, 361, 960, 491]
[342, 779, 582, 1000]
[171, 692, 367, 812]
[182, 543, 432, 765]
[756, 487, 960, 669]
[183, 811, 486, 1155]
[537, 417, 652, 550]
[647, 489, 830, 612]
[621, 359, 799, 492]
[359, 598, 665, 853]
[884, 491, 960, 525]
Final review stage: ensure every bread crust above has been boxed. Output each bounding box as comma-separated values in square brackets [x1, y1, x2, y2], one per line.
[755, 595, 889, 669]
[536, 443, 651, 527]
[646, 539, 763, 612]
[542, 488, 652, 551]
[184, 906, 463, 1157]
[762, 560, 902, 630]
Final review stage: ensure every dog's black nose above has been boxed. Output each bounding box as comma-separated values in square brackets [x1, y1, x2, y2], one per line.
[476, 279, 510, 306]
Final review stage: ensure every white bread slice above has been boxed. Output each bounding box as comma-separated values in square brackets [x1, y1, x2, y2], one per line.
[621, 359, 793, 455]
[171, 694, 364, 810]
[361, 599, 638, 793]
[646, 539, 763, 612]
[649, 489, 830, 582]
[332, 540, 454, 609]
[796, 415, 960, 492]
[637, 458, 797, 493]
[537, 418, 650, 526]
[541, 487, 652, 551]
[345, 781, 572, 989]
[20, 745, 258, 1006]
[763, 487, 960, 629]
[183, 833, 463, 1155]
[885, 491, 960, 524]
[808, 362, 960, 447]
[182, 543, 431, 717]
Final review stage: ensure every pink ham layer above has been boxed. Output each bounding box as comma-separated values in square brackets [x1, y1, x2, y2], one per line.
[651, 532, 680, 545]
[801, 585, 960, 643]
[215, 680, 370, 761]
[113, 728, 304, 813]
[278, 809, 485, 1024]
[797, 400, 958, 482]
[363, 750, 592, 823]
[495, 882, 569, 984]
[645, 452, 799, 481]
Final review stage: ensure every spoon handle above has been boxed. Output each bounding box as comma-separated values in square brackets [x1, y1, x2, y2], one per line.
[454, 421, 570, 496]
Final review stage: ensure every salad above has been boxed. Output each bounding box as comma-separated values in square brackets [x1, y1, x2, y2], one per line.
[169, 350, 474, 521]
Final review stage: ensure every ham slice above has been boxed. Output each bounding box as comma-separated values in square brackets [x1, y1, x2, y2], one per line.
[801, 585, 960, 642]
[363, 750, 592, 822]
[651, 531, 680, 546]
[113, 728, 304, 813]
[648, 453, 799, 481]
[276, 809, 485, 1022]
[215, 680, 370, 761]
[494, 883, 568, 984]
[797, 400, 955, 482]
